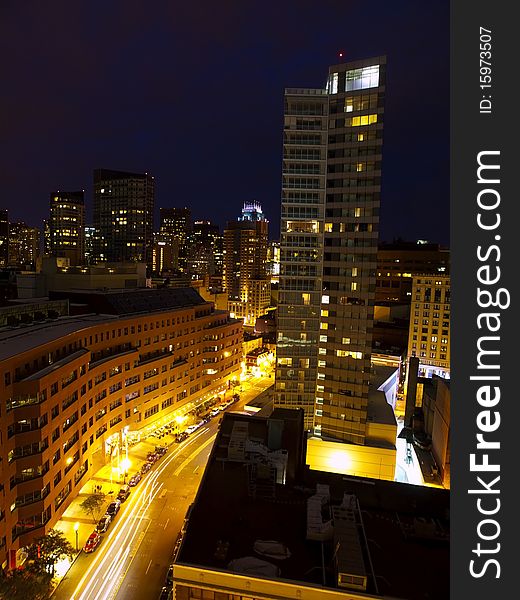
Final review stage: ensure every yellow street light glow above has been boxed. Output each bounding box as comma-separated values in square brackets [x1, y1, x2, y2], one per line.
[74, 522, 80, 532]
[120, 458, 131, 472]
[66, 456, 73, 465]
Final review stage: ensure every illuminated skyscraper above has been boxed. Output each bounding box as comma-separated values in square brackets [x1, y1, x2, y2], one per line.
[223, 203, 270, 325]
[276, 57, 386, 443]
[159, 207, 192, 272]
[49, 191, 85, 266]
[93, 169, 155, 265]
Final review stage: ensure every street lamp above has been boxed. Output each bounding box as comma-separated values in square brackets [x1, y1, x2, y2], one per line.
[74, 522, 80, 552]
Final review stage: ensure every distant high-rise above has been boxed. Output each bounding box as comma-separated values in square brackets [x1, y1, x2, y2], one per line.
[407, 274, 450, 379]
[159, 207, 192, 272]
[8, 221, 40, 268]
[276, 56, 386, 442]
[376, 241, 450, 303]
[0, 209, 8, 267]
[49, 191, 86, 266]
[187, 221, 222, 278]
[223, 203, 270, 325]
[93, 169, 155, 265]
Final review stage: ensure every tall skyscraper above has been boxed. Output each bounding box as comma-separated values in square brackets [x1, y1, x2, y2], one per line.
[276, 56, 386, 443]
[0, 209, 8, 267]
[159, 207, 192, 272]
[93, 169, 155, 265]
[223, 202, 270, 325]
[187, 221, 221, 278]
[49, 191, 86, 266]
[8, 221, 40, 268]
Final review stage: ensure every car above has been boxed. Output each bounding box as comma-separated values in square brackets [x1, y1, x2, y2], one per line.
[175, 432, 188, 443]
[128, 472, 142, 486]
[232, 393, 240, 402]
[159, 586, 172, 600]
[141, 462, 152, 474]
[166, 563, 174, 586]
[96, 514, 112, 533]
[210, 408, 220, 417]
[155, 446, 167, 455]
[117, 485, 131, 502]
[105, 499, 121, 517]
[83, 531, 102, 553]
[147, 452, 159, 463]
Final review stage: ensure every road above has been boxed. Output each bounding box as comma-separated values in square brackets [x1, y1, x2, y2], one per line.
[53, 374, 274, 600]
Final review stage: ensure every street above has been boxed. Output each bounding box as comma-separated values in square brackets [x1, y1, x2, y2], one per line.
[52, 374, 274, 600]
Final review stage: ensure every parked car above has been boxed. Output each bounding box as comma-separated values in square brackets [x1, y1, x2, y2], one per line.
[155, 446, 167, 456]
[105, 499, 121, 517]
[159, 586, 172, 600]
[141, 462, 152, 474]
[166, 563, 174, 586]
[117, 485, 131, 502]
[128, 472, 142, 486]
[175, 432, 188, 443]
[147, 452, 159, 463]
[84, 532, 102, 553]
[96, 514, 112, 534]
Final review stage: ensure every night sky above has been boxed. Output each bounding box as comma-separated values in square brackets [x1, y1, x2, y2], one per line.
[1, 1, 449, 245]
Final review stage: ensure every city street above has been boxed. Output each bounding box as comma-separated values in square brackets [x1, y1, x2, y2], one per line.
[52, 374, 274, 600]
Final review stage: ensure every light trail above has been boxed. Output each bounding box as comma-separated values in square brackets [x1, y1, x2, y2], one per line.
[69, 426, 212, 600]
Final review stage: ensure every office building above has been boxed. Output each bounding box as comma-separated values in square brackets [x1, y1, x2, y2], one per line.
[0, 287, 242, 567]
[159, 207, 192, 272]
[49, 191, 86, 266]
[276, 56, 386, 445]
[172, 409, 449, 600]
[7, 221, 40, 269]
[152, 232, 176, 274]
[223, 203, 270, 326]
[187, 221, 222, 278]
[0, 209, 8, 268]
[407, 274, 450, 378]
[376, 241, 450, 303]
[93, 169, 155, 265]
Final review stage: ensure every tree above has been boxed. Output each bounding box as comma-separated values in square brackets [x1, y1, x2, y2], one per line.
[0, 568, 51, 599]
[24, 529, 75, 578]
[79, 492, 106, 521]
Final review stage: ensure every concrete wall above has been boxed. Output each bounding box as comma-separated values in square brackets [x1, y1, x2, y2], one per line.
[306, 436, 396, 481]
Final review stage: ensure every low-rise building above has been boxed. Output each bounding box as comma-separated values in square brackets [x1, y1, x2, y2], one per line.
[173, 409, 449, 600]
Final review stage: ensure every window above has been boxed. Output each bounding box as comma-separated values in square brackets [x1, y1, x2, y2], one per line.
[345, 65, 380, 90]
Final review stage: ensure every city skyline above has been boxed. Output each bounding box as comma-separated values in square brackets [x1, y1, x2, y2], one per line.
[1, 1, 449, 244]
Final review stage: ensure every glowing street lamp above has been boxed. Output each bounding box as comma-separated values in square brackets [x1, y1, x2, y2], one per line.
[74, 522, 80, 552]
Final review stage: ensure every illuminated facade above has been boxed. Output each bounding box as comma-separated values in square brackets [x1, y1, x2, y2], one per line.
[93, 169, 155, 265]
[0, 210, 8, 268]
[8, 221, 40, 269]
[276, 57, 386, 444]
[223, 205, 270, 325]
[187, 221, 222, 278]
[159, 207, 192, 272]
[49, 191, 85, 266]
[407, 274, 450, 378]
[0, 288, 242, 566]
[376, 241, 450, 303]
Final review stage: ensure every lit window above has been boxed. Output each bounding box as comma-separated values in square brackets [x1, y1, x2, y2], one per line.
[345, 65, 380, 91]
[321, 295, 329, 304]
[324, 223, 333, 232]
[328, 72, 339, 94]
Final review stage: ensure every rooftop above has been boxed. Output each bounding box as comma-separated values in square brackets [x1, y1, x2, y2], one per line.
[48, 286, 208, 316]
[177, 410, 449, 600]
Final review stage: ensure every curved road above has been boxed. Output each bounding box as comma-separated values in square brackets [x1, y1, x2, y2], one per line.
[53, 375, 273, 600]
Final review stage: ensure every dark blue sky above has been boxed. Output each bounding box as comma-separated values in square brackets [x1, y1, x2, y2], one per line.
[0, 0, 449, 244]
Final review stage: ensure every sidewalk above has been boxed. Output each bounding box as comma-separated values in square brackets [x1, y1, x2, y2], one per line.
[50, 431, 177, 596]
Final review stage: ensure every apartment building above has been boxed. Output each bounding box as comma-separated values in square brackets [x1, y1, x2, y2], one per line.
[0, 288, 242, 567]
